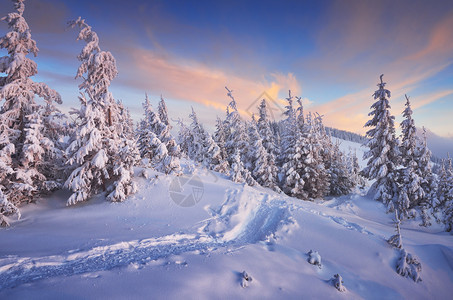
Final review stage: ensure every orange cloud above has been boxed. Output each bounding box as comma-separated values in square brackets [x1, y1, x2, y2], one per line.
[119, 47, 301, 120]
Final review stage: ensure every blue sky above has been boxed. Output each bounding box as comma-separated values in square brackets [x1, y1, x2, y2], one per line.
[1, 0, 453, 155]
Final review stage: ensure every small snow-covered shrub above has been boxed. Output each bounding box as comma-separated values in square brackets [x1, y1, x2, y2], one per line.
[396, 249, 422, 282]
[331, 274, 346, 292]
[307, 250, 322, 268]
[240, 271, 253, 288]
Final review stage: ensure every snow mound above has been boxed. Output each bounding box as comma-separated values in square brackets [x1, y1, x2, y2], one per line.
[201, 185, 297, 243]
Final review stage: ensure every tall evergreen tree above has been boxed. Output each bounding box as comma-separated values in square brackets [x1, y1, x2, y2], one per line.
[279, 90, 297, 169]
[176, 118, 192, 158]
[136, 94, 181, 174]
[158, 95, 170, 126]
[224, 87, 248, 165]
[300, 113, 330, 199]
[188, 108, 228, 173]
[397, 95, 424, 218]
[437, 158, 453, 214]
[213, 116, 228, 160]
[417, 127, 438, 224]
[247, 118, 280, 191]
[329, 141, 354, 196]
[257, 99, 278, 157]
[362, 75, 400, 210]
[0, 0, 62, 217]
[65, 17, 137, 205]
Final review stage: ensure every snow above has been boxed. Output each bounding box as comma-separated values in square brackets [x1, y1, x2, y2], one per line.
[1, 141, 453, 299]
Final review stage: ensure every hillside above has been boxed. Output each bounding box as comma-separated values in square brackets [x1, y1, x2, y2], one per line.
[1, 139, 452, 299]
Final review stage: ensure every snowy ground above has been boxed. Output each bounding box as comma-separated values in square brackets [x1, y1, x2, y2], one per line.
[1, 142, 453, 299]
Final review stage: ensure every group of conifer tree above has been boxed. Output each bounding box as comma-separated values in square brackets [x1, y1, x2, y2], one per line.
[2, 1, 451, 232]
[175, 87, 364, 200]
[363, 75, 453, 230]
[0, 1, 140, 225]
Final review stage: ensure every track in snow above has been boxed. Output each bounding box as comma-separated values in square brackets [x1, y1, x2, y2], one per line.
[0, 186, 294, 290]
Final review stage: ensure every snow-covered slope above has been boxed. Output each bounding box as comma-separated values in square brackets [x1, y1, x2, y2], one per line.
[1, 141, 453, 299]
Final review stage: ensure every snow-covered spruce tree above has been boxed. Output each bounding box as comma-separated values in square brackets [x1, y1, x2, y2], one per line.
[417, 127, 437, 227]
[396, 97, 424, 218]
[137, 94, 181, 174]
[224, 87, 249, 165]
[222, 87, 255, 185]
[257, 99, 279, 157]
[279, 91, 305, 198]
[329, 142, 354, 196]
[247, 117, 280, 191]
[0, 0, 63, 214]
[438, 157, 453, 231]
[313, 113, 333, 196]
[213, 116, 228, 160]
[362, 75, 400, 210]
[278, 90, 297, 170]
[176, 118, 192, 158]
[188, 108, 228, 173]
[397, 95, 424, 218]
[300, 113, 330, 199]
[65, 18, 138, 205]
[155, 96, 180, 158]
[229, 148, 256, 185]
[256, 99, 280, 190]
[158, 95, 170, 126]
[347, 149, 366, 188]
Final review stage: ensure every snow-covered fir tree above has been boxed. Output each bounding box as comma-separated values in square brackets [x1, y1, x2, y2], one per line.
[417, 128, 438, 217]
[279, 91, 305, 197]
[0, 0, 63, 214]
[156, 96, 180, 158]
[397, 95, 424, 218]
[437, 157, 453, 230]
[158, 95, 170, 126]
[230, 148, 245, 183]
[64, 17, 138, 205]
[247, 117, 280, 191]
[313, 113, 333, 196]
[362, 75, 400, 210]
[329, 141, 355, 196]
[300, 113, 330, 199]
[278, 90, 297, 169]
[188, 108, 228, 173]
[213, 116, 228, 160]
[347, 149, 366, 188]
[224, 87, 249, 165]
[137, 94, 181, 174]
[257, 99, 279, 157]
[176, 118, 192, 157]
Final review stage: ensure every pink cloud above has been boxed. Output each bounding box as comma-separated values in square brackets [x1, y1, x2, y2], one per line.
[116, 47, 301, 119]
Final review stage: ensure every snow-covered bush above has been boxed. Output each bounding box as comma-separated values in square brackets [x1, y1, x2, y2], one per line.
[396, 249, 422, 282]
[240, 271, 253, 288]
[331, 274, 346, 292]
[307, 250, 322, 268]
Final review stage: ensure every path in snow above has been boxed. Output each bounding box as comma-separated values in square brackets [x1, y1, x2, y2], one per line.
[0, 186, 294, 290]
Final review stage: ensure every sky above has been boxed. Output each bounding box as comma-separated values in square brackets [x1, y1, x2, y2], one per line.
[1, 0, 453, 156]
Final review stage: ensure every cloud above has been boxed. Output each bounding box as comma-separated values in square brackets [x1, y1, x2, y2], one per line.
[114, 47, 301, 120]
[411, 89, 453, 111]
[301, 2, 453, 136]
